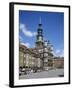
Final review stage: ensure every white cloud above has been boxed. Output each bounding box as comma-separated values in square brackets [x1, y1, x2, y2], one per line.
[54, 49, 64, 57]
[19, 35, 30, 48]
[19, 36, 23, 42]
[60, 50, 64, 57]
[56, 49, 61, 54]
[20, 23, 37, 37]
[21, 42, 30, 48]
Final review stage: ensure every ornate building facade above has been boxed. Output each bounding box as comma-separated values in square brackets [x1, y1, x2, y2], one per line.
[35, 17, 54, 70]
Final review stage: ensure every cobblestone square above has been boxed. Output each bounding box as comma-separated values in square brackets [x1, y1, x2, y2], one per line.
[19, 69, 64, 79]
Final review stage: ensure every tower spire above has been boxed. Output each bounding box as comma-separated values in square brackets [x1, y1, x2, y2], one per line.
[36, 16, 43, 47]
[39, 16, 41, 24]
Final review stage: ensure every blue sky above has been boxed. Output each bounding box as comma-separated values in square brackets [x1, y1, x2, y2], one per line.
[19, 10, 64, 57]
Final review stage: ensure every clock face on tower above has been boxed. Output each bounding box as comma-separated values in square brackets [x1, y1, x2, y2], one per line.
[38, 36, 42, 41]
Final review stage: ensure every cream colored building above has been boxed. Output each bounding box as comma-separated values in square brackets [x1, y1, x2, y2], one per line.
[19, 44, 42, 69]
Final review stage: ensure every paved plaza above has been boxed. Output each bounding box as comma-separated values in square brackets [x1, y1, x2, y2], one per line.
[19, 69, 64, 79]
